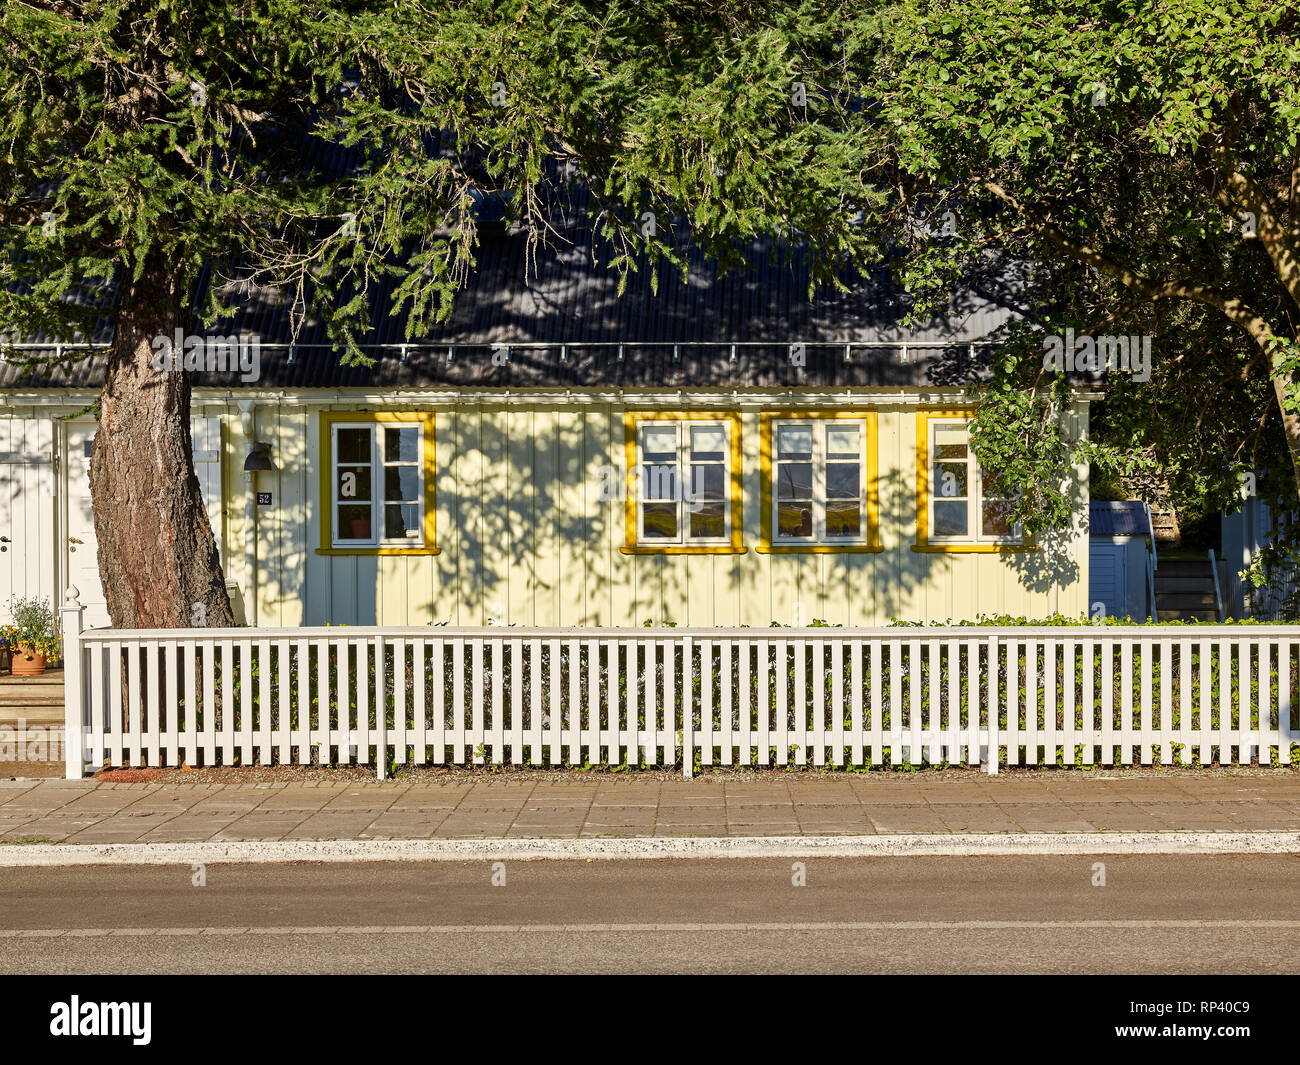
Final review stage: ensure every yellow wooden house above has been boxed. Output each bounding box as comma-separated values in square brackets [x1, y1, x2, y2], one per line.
[0, 207, 1090, 630]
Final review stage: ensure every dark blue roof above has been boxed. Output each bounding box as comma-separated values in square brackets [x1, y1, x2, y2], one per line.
[3, 166, 1034, 389]
[1090, 501, 1149, 538]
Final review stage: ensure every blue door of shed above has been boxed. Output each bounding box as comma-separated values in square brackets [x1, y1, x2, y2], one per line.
[1089, 542, 1127, 619]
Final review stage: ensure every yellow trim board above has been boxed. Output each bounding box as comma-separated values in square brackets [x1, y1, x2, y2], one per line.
[756, 410, 882, 554]
[914, 408, 1035, 553]
[621, 410, 746, 555]
[317, 409, 441, 556]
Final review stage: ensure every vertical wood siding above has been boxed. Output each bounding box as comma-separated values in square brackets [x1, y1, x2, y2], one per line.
[243, 402, 1089, 628]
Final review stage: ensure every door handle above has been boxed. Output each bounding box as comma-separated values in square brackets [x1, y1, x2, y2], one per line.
[68, 536, 83, 553]
[0, 535, 7, 553]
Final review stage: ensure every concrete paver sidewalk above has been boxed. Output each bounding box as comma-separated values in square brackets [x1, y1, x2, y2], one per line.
[3, 773, 1300, 844]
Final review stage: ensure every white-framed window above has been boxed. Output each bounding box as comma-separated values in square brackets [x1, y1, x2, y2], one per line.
[771, 418, 868, 544]
[635, 419, 732, 545]
[927, 418, 1022, 544]
[332, 421, 425, 548]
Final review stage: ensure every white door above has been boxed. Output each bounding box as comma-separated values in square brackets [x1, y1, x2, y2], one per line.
[65, 423, 110, 628]
[66, 419, 224, 629]
[0, 419, 56, 624]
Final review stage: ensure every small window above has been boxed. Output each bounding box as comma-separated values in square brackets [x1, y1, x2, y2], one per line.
[926, 418, 1021, 545]
[771, 419, 869, 545]
[626, 415, 741, 552]
[325, 414, 435, 552]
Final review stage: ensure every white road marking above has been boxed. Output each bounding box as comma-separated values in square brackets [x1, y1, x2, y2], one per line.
[0, 831, 1298, 866]
[5, 920, 1300, 938]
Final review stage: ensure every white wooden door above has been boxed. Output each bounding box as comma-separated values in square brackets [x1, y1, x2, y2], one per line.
[66, 419, 224, 629]
[65, 423, 109, 627]
[0, 419, 56, 624]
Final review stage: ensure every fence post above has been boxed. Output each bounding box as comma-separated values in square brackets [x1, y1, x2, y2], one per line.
[374, 633, 387, 781]
[682, 634, 694, 779]
[986, 633, 999, 776]
[61, 587, 86, 780]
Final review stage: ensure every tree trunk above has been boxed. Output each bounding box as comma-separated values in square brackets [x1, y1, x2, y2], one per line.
[1252, 327, 1300, 501]
[1271, 374, 1300, 500]
[88, 249, 235, 628]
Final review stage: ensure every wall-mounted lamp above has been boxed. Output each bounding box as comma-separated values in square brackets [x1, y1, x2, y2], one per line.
[243, 441, 275, 472]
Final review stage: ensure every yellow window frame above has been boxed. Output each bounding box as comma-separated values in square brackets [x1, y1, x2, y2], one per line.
[317, 410, 440, 556]
[757, 410, 882, 554]
[914, 408, 1035, 553]
[621, 410, 746, 555]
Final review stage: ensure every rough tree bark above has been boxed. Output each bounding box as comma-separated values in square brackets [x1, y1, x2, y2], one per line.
[88, 249, 235, 628]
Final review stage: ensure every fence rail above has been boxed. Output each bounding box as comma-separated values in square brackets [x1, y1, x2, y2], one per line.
[61, 601, 1298, 779]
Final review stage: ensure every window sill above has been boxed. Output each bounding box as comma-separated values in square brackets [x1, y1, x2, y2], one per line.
[911, 543, 1034, 554]
[317, 546, 442, 556]
[756, 543, 883, 554]
[620, 544, 748, 555]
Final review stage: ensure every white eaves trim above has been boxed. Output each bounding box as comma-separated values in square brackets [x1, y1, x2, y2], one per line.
[0, 387, 1105, 411]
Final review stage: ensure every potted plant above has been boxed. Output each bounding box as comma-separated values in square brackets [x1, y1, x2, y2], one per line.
[5, 596, 61, 676]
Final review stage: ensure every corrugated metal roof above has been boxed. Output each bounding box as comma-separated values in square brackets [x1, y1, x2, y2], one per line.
[2, 170, 1034, 390]
[1090, 501, 1150, 538]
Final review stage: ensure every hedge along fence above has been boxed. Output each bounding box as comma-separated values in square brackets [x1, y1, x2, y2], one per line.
[61, 610, 1299, 778]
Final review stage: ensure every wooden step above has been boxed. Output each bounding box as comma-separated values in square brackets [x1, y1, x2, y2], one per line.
[1157, 608, 1218, 622]
[1154, 560, 1214, 577]
[0, 668, 64, 684]
[0, 687, 64, 704]
[0, 669, 65, 706]
[1156, 591, 1217, 607]
[0, 708, 64, 726]
[1154, 576, 1218, 593]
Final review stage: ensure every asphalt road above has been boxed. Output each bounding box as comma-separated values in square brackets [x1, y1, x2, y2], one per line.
[2, 854, 1299, 973]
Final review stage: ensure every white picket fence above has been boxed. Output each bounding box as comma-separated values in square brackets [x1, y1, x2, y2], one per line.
[60, 599, 1298, 779]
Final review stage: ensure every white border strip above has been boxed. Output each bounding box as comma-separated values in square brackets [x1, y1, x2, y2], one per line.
[1, 832, 1298, 867]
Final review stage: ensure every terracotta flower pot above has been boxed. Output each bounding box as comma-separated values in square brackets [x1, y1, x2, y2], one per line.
[349, 518, 372, 539]
[12, 646, 46, 676]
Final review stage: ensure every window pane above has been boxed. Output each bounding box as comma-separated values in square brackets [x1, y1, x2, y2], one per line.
[337, 427, 371, 464]
[691, 463, 725, 501]
[641, 502, 677, 538]
[826, 424, 859, 457]
[933, 500, 968, 537]
[981, 470, 1018, 500]
[690, 425, 726, 461]
[642, 425, 676, 459]
[384, 426, 419, 464]
[689, 501, 725, 539]
[384, 503, 422, 539]
[826, 501, 861, 538]
[384, 466, 421, 502]
[777, 501, 813, 538]
[642, 463, 678, 501]
[934, 461, 967, 499]
[934, 427, 968, 447]
[981, 499, 1017, 538]
[777, 461, 813, 500]
[337, 504, 373, 540]
[337, 465, 371, 502]
[776, 425, 812, 459]
[826, 462, 860, 500]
